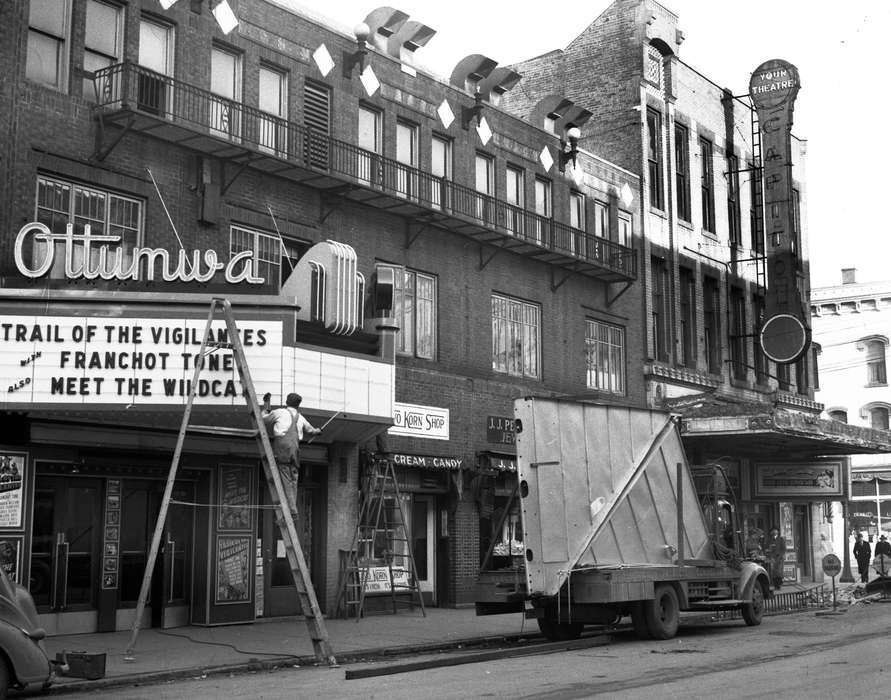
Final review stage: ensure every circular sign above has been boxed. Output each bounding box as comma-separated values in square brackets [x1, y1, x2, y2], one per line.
[821, 553, 841, 577]
[760, 313, 811, 364]
[749, 59, 801, 111]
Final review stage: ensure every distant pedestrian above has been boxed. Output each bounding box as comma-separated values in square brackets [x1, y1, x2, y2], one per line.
[765, 527, 786, 589]
[853, 532, 872, 583]
[875, 534, 891, 558]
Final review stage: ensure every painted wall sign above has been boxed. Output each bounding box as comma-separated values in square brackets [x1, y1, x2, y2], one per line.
[15, 222, 265, 284]
[749, 59, 810, 364]
[389, 402, 449, 440]
[0, 315, 280, 407]
[391, 453, 464, 470]
[486, 415, 516, 445]
[754, 461, 844, 498]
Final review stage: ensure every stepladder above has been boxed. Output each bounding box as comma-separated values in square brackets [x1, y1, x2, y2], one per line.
[125, 297, 336, 666]
[335, 453, 426, 619]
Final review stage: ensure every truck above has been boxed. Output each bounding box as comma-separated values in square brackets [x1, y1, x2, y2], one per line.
[474, 397, 771, 641]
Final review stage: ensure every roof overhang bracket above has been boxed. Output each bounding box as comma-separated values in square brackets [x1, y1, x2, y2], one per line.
[405, 221, 432, 249]
[606, 279, 633, 307]
[479, 245, 499, 270]
[319, 190, 350, 224]
[220, 156, 256, 196]
[92, 111, 135, 162]
[551, 267, 575, 292]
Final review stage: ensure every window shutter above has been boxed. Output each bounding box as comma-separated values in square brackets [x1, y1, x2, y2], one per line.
[303, 80, 330, 169]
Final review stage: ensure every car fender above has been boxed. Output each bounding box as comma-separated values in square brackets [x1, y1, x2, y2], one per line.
[0, 618, 52, 686]
[738, 560, 770, 600]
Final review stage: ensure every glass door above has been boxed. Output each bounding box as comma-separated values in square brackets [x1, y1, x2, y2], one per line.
[30, 476, 102, 612]
[411, 495, 436, 601]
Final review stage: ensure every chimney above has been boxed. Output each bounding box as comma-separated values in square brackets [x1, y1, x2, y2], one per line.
[842, 268, 857, 285]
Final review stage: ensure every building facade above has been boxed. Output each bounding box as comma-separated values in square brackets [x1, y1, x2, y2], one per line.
[502, 0, 891, 584]
[812, 269, 891, 551]
[0, 0, 643, 634]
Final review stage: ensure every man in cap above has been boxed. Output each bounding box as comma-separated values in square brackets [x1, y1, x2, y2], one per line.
[261, 392, 321, 518]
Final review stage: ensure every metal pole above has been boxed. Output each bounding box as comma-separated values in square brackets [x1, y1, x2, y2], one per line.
[840, 459, 855, 583]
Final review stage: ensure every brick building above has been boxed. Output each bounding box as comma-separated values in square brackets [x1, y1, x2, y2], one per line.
[501, 0, 891, 584]
[812, 270, 891, 551]
[0, 0, 642, 634]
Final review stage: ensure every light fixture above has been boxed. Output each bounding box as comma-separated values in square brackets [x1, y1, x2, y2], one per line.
[558, 125, 581, 173]
[461, 87, 484, 130]
[343, 22, 371, 79]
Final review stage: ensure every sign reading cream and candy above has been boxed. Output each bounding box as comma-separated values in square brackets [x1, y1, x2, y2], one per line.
[0, 316, 281, 406]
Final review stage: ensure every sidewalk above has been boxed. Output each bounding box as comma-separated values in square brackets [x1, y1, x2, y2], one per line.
[42, 608, 534, 694]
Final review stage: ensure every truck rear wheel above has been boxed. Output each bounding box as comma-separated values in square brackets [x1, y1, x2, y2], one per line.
[644, 584, 680, 639]
[537, 617, 584, 641]
[742, 582, 765, 626]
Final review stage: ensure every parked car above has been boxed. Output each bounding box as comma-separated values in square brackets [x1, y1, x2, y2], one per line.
[0, 564, 54, 698]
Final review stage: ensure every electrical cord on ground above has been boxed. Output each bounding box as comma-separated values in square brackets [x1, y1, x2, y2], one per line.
[156, 628, 299, 658]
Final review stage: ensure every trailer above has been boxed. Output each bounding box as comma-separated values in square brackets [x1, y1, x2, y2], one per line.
[474, 397, 770, 641]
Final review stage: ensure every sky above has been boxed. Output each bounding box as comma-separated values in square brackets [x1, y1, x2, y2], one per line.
[281, 0, 889, 290]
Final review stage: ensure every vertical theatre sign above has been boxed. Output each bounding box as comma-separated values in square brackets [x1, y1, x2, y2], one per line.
[749, 59, 811, 364]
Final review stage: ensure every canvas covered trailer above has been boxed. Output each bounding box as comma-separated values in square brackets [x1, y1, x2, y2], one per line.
[474, 397, 770, 641]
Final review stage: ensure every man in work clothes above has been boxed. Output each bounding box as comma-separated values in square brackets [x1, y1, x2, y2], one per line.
[261, 392, 321, 517]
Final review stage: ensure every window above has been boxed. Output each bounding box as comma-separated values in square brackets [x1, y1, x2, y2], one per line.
[258, 65, 287, 156]
[727, 153, 741, 246]
[357, 104, 382, 186]
[505, 165, 525, 236]
[431, 135, 452, 210]
[138, 16, 174, 115]
[304, 80, 331, 169]
[83, 1, 122, 102]
[679, 267, 696, 368]
[647, 109, 664, 210]
[729, 286, 746, 380]
[230, 225, 280, 287]
[646, 44, 664, 89]
[586, 320, 625, 395]
[569, 191, 585, 255]
[617, 211, 632, 247]
[795, 353, 808, 395]
[870, 407, 890, 431]
[492, 294, 540, 379]
[703, 275, 721, 374]
[382, 266, 436, 360]
[866, 339, 888, 385]
[396, 120, 419, 200]
[27, 0, 71, 90]
[749, 159, 763, 253]
[674, 123, 691, 221]
[210, 46, 242, 141]
[474, 153, 494, 225]
[593, 200, 608, 239]
[651, 257, 670, 362]
[777, 362, 790, 391]
[34, 175, 142, 279]
[699, 137, 715, 232]
[812, 344, 821, 391]
[533, 177, 552, 245]
[828, 410, 848, 423]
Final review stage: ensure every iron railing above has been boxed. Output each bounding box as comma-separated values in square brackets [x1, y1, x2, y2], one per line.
[93, 62, 637, 279]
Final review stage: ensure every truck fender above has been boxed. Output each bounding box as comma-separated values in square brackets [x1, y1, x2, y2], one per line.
[738, 561, 770, 600]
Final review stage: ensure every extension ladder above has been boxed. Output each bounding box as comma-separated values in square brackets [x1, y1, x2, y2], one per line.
[125, 298, 336, 666]
[336, 455, 426, 619]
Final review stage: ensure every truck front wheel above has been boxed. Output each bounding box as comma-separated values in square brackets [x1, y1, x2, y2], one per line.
[741, 582, 765, 626]
[537, 617, 584, 641]
[644, 584, 680, 639]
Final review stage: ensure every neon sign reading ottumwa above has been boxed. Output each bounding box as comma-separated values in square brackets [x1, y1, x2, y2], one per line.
[14, 222, 265, 284]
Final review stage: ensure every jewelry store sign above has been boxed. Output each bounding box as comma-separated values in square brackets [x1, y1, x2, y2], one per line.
[389, 402, 449, 440]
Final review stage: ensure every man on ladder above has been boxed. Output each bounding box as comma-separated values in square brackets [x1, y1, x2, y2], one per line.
[261, 392, 321, 519]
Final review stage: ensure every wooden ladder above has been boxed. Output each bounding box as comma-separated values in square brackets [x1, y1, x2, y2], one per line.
[335, 454, 426, 619]
[125, 297, 336, 666]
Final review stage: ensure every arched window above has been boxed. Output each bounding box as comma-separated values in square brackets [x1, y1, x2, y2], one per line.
[867, 339, 887, 385]
[871, 406, 890, 430]
[828, 409, 848, 423]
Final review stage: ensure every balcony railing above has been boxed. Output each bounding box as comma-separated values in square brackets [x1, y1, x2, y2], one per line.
[94, 62, 636, 280]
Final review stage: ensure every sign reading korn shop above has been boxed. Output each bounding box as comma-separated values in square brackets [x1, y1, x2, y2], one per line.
[0, 316, 281, 406]
[389, 402, 449, 440]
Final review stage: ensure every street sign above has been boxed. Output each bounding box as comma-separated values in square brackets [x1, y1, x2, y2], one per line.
[822, 553, 842, 577]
